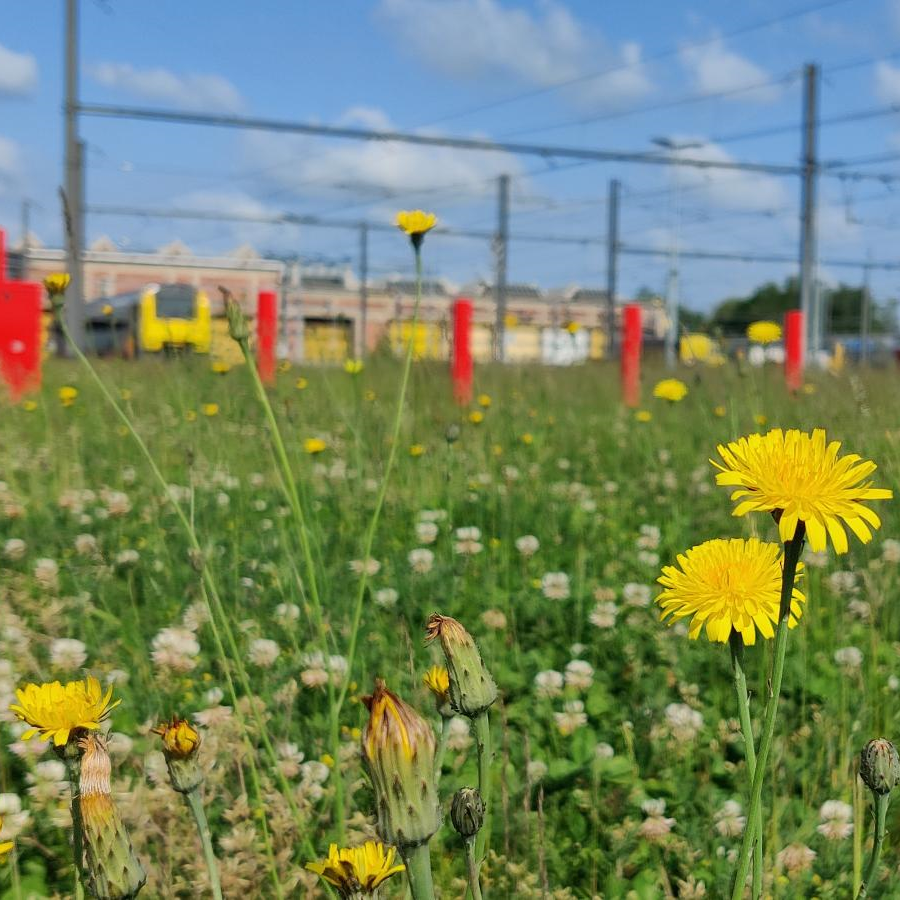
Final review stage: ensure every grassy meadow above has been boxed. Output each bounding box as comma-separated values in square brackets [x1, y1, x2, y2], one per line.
[1, 352, 899, 898]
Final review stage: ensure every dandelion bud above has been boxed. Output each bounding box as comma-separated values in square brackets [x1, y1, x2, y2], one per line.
[153, 716, 203, 793]
[860, 738, 900, 795]
[422, 666, 452, 718]
[78, 734, 146, 900]
[445, 424, 460, 445]
[425, 614, 497, 718]
[221, 289, 249, 343]
[450, 788, 484, 838]
[43, 273, 70, 312]
[361, 679, 441, 848]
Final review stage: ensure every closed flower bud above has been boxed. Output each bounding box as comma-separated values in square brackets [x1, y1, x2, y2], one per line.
[222, 290, 249, 343]
[78, 734, 146, 899]
[860, 738, 900, 795]
[422, 666, 452, 718]
[425, 614, 497, 718]
[450, 788, 485, 838]
[361, 679, 441, 848]
[153, 716, 203, 793]
[43, 273, 70, 311]
[445, 424, 460, 444]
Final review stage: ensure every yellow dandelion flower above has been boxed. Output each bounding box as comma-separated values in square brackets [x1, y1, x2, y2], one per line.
[802, 383, 816, 395]
[201, 403, 219, 417]
[468, 410, 484, 425]
[422, 666, 450, 705]
[0, 826, 12, 861]
[43, 273, 70, 298]
[504, 312, 518, 328]
[185, 409, 197, 422]
[409, 443, 425, 457]
[58, 385, 78, 407]
[364, 389, 376, 402]
[747, 320, 782, 344]
[101, 304, 113, 316]
[657, 538, 805, 645]
[344, 359, 364, 375]
[211, 360, 231, 375]
[754, 413, 768, 427]
[120, 388, 132, 401]
[321, 753, 335, 768]
[116, 425, 128, 437]
[566, 321, 581, 334]
[653, 378, 688, 402]
[492, 444, 503, 456]
[306, 841, 405, 896]
[521, 432, 533, 445]
[278, 360, 292, 373]
[395, 210, 437, 247]
[10, 676, 120, 747]
[712, 428, 893, 553]
[714, 405, 727, 418]
[478, 393, 492, 408]
[304, 437, 327, 455]
[152, 716, 201, 759]
[22, 400, 38, 412]
[295, 376, 308, 390]
[635, 409, 652, 423]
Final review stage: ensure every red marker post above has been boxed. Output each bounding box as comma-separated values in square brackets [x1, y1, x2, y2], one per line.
[0, 228, 43, 401]
[620, 304, 642, 407]
[256, 290, 277, 385]
[451, 297, 473, 405]
[784, 310, 804, 392]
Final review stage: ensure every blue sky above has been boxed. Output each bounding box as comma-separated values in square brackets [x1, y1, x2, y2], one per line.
[3, 0, 900, 311]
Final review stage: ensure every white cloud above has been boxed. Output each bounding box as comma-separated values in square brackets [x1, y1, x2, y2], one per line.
[666, 138, 788, 212]
[376, 0, 652, 108]
[679, 38, 780, 103]
[88, 63, 242, 112]
[242, 106, 525, 202]
[0, 43, 37, 96]
[875, 60, 900, 103]
[0, 135, 20, 180]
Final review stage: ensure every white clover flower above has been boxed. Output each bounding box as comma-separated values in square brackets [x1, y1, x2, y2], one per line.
[349, 557, 381, 576]
[882, 538, 900, 563]
[590, 602, 618, 629]
[374, 588, 399, 608]
[415, 522, 439, 544]
[151, 626, 200, 673]
[526, 760, 548, 782]
[418, 509, 448, 523]
[637, 525, 661, 550]
[408, 548, 435, 574]
[33, 558, 59, 591]
[49, 638, 87, 670]
[3, 538, 26, 561]
[595, 742, 615, 759]
[74, 533, 98, 555]
[623, 582, 651, 607]
[275, 602, 301, 624]
[481, 609, 507, 630]
[454, 526, 483, 556]
[554, 700, 587, 736]
[534, 670, 564, 699]
[714, 800, 746, 837]
[834, 646, 863, 671]
[446, 716, 473, 751]
[541, 571, 570, 601]
[776, 844, 816, 876]
[515, 535, 540, 557]
[664, 703, 703, 742]
[248, 638, 280, 668]
[817, 800, 853, 841]
[115, 549, 139, 567]
[564, 659, 594, 691]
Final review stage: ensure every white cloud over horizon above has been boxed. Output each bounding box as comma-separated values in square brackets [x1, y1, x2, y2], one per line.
[0, 43, 37, 96]
[376, 0, 653, 109]
[88, 62, 243, 112]
[679, 37, 781, 103]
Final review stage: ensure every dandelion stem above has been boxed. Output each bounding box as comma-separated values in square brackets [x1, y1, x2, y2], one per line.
[435, 714, 451, 779]
[857, 792, 890, 899]
[463, 836, 484, 900]
[730, 524, 805, 900]
[400, 842, 436, 900]
[729, 632, 763, 900]
[185, 788, 224, 900]
[473, 711, 493, 872]
[63, 755, 85, 900]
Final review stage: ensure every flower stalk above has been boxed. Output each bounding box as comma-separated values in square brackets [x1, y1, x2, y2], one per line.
[400, 844, 436, 900]
[857, 793, 889, 899]
[185, 789, 224, 900]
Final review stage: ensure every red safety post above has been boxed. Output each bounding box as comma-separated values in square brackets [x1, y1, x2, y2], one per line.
[784, 309, 804, 392]
[0, 228, 43, 401]
[257, 290, 277, 385]
[451, 297, 473, 405]
[620, 304, 642, 407]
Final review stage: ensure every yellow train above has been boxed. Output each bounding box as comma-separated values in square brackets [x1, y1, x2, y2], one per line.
[85, 284, 211, 356]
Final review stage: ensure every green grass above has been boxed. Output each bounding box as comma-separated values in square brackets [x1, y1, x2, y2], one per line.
[1, 354, 898, 898]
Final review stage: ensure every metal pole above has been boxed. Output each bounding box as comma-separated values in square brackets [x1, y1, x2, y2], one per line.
[494, 173, 510, 362]
[359, 222, 368, 359]
[799, 62, 819, 362]
[64, 0, 85, 352]
[860, 260, 872, 365]
[19, 199, 30, 280]
[664, 169, 681, 369]
[606, 178, 619, 359]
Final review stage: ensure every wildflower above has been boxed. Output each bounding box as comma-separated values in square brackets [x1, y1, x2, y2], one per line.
[153, 716, 203, 793]
[248, 638, 280, 668]
[446, 716, 473, 751]
[374, 588, 399, 608]
[478, 393, 491, 408]
[275, 602, 301, 624]
[860, 739, 900, 794]
[747, 320, 782, 344]
[534, 670, 564, 699]
[0, 817, 12, 860]
[151, 626, 200, 673]
[361, 679, 441, 846]
[423, 666, 451, 713]
[454, 526, 483, 556]
[343, 358, 364, 375]
[450, 787, 485, 838]
[882, 538, 900, 563]
[415, 521, 439, 544]
[296, 376, 308, 390]
[554, 700, 587, 735]
[409, 443, 425, 457]
[306, 841, 404, 897]
[817, 800, 853, 841]
[481, 608, 506, 629]
[541, 571, 570, 601]
[714, 800, 746, 837]
[350, 557, 381, 576]
[657, 538, 805, 644]
[834, 646, 863, 672]
[49, 638, 87, 670]
[521, 432, 534, 445]
[564, 660, 594, 691]
[664, 703, 703, 742]
[21, 400, 37, 411]
[714, 405, 727, 417]
[566, 321, 581, 334]
[58, 386, 78, 407]
[201, 402, 219, 417]
[712, 428, 892, 553]
[211, 360, 230, 374]
[468, 410, 484, 425]
[43, 272, 70, 298]
[425, 614, 497, 717]
[515, 534, 540, 557]
[10, 676, 120, 747]
[3, 538, 26, 560]
[653, 378, 688, 402]
[635, 409, 652, 422]
[396, 209, 437, 249]
[640, 798, 676, 841]
[776, 843, 816, 876]
[590, 602, 618, 629]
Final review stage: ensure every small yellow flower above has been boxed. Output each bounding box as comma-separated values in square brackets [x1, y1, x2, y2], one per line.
[211, 360, 231, 375]
[635, 409, 652, 423]
[185, 410, 197, 422]
[0, 818, 12, 860]
[468, 410, 484, 425]
[754, 413, 768, 427]
[504, 312, 518, 328]
[201, 403, 219, 417]
[321, 753, 335, 768]
[713, 428, 893, 553]
[58, 385, 78, 407]
[422, 666, 450, 706]
[304, 437, 327, 455]
[22, 400, 38, 412]
[116, 425, 128, 437]
[278, 360, 292, 373]
[120, 388, 133, 401]
[396, 210, 437, 247]
[152, 716, 201, 759]
[521, 432, 534, 445]
[714, 405, 727, 418]
[566, 321, 581, 334]
[344, 359, 364, 375]
[653, 378, 688, 403]
[10, 676, 120, 747]
[747, 320, 782, 344]
[657, 538, 805, 644]
[102, 304, 113, 316]
[478, 393, 492, 408]
[409, 443, 425, 457]
[43, 273, 70, 298]
[492, 444, 503, 456]
[489, 537, 501, 549]
[306, 841, 405, 896]
[295, 376, 308, 390]
[802, 383, 816, 395]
